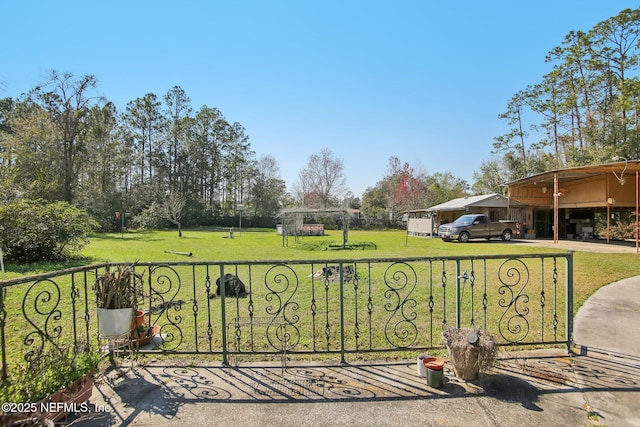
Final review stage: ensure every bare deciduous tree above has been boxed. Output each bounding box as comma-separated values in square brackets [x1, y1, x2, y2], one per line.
[294, 148, 349, 208]
[163, 192, 186, 237]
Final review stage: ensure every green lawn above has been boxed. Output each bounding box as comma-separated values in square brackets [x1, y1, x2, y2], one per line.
[3, 227, 639, 315]
[73, 229, 640, 357]
[2, 227, 639, 378]
[68, 228, 640, 312]
[80, 228, 551, 261]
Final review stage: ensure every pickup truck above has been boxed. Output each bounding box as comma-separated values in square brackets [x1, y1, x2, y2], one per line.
[439, 214, 517, 243]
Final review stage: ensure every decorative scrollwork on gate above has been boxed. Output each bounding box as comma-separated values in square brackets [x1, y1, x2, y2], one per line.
[264, 264, 300, 351]
[497, 258, 531, 344]
[383, 262, 418, 348]
[21, 279, 64, 363]
[149, 265, 183, 350]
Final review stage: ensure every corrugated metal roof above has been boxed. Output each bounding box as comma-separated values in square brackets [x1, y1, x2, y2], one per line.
[505, 160, 640, 187]
[426, 193, 521, 212]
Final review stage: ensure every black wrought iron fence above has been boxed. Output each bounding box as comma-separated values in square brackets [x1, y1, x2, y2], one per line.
[0, 253, 573, 379]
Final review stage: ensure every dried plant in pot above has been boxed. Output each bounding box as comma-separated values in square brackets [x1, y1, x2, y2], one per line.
[95, 264, 144, 338]
[442, 326, 497, 380]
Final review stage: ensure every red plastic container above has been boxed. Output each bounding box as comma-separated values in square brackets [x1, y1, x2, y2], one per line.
[422, 357, 445, 388]
[422, 356, 444, 371]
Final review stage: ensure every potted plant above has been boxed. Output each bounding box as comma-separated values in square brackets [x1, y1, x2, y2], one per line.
[442, 326, 497, 380]
[131, 322, 161, 348]
[95, 264, 143, 338]
[0, 344, 101, 423]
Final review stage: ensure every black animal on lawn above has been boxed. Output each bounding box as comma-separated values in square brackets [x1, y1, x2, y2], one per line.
[215, 273, 248, 297]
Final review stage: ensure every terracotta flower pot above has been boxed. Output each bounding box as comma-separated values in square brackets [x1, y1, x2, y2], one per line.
[131, 324, 161, 348]
[40, 370, 94, 421]
[136, 309, 145, 327]
[0, 371, 95, 424]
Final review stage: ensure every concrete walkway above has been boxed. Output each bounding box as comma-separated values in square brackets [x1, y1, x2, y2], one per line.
[572, 276, 640, 426]
[69, 276, 640, 427]
[507, 237, 640, 254]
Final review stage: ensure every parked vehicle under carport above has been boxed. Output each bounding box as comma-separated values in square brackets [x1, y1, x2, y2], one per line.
[439, 214, 517, 243]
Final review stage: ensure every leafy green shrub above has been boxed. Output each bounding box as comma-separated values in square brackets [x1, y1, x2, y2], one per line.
[595, 210, 638, 240]
[595, 221, 637, 240]
[130, 202, 167, 230]
[0, 199, 98, 263]
[0, 344, 100, 404]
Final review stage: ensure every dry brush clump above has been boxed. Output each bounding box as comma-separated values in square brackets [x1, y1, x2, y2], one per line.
[94, 264, 144, 309]
[442, 326, 497, 380]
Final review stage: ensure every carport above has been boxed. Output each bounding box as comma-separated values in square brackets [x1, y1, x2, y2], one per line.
[506, 159, 640, 253]
[406, 193, 525, 238]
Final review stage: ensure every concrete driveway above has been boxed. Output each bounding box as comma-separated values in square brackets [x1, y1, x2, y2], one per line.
[506, 238, 639, 254]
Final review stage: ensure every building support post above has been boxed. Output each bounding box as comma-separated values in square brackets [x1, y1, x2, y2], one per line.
[553, 173, 559, 243]
[636, 171, 640, 253]
[607, 174, 611, 244]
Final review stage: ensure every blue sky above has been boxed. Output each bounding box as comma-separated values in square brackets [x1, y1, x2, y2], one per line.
[0, 1, 635, 198]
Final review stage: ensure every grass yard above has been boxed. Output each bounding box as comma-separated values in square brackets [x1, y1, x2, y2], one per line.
[1, 227, 639, 378]
[66, 228, 640, 312]
[79, 228, 552, 262]
[3, 228, 639, 313]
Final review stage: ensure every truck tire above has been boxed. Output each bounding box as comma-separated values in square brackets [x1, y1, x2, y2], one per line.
[459, 231, 470, 243]
[501, 229, 513, 241]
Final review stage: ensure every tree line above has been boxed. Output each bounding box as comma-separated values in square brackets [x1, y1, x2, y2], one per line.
[474, 7, 640, 192]
[1, 7, 639, 236]
[0, 74, 470, 232]
[0, 73, 287, 231]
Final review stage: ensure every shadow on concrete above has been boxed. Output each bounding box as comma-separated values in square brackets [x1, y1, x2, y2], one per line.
[67, 347, 640, 426]
[477, 374, 542, 411]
